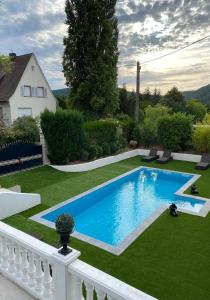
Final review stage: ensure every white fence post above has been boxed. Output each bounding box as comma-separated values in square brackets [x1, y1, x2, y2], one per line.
[40, 131, 50, 165]
[50, 249, 81, 300]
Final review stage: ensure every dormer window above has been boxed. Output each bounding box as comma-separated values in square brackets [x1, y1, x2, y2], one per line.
[37, 87, 44, 97]
[24, 85, 31, 97]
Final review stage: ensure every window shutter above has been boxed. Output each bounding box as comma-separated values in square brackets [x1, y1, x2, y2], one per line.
[20, 86, 24, 97]
[44, 88, 47, 97]
[32, 87, 35, 97]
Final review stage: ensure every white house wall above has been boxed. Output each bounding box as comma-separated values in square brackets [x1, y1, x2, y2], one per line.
[9, 55, 56, 123]
[0, 102, 11, 126]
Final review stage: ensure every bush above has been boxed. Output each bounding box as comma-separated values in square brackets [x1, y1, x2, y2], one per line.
[158, 113, 193, 151]
[12, 116, 39, 142]
[132, 125, 141, 145]
[80, 149, 89, 161]
[41, 109, 84, 164]
[84, 119, 120, 145]
[119, 118, 135, 141]
[89, 144, 98, 159]
[96, 145, 103, 158]
[110, 142, 118, 154]
[193, 126, 210, 153]
[102, 142, 111, 155]
[0, 120, 9, 146]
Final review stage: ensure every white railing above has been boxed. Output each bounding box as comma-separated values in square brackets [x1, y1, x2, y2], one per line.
[68, 259, 156, 300]
[0, 221, 157, 300]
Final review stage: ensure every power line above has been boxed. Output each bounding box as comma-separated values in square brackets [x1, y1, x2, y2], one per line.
[141, 34, 210, 65]
[118, 33, 210, 68]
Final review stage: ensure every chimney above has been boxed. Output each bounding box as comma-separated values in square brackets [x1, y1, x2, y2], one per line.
[9, 52, 16, 61]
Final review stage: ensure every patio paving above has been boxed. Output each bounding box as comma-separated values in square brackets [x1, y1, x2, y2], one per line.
[0, 274, 35, 300]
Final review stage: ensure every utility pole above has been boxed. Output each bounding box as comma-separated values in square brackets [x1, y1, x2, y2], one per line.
[135, 61, 141, 123]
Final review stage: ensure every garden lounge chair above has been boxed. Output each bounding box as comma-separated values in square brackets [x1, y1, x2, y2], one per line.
[142, 149, 159, 162]
[156, 150, 173, 164]
[196, 154, 210, 170]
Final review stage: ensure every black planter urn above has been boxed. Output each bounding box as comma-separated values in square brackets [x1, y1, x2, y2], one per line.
[55, 214, 74, 256]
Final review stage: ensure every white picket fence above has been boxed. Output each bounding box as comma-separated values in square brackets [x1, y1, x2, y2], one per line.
[0, 221, 156, 300]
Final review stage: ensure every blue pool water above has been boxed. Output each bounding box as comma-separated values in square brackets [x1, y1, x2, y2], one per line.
[42, 168, 205, 246]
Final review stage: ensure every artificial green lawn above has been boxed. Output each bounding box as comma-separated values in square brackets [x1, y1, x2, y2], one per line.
[1, 157, 210, 300]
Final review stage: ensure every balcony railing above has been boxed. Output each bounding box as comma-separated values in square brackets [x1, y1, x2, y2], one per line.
[0, 221, 157, 300]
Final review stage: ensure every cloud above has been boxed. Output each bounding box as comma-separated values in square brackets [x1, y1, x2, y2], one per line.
[0, 0, 210, 91]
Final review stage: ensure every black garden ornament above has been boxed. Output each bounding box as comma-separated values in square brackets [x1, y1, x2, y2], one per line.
[55, 214, 74, 255]
[191, 184, 199, 195]
[169, 203, 178, 217]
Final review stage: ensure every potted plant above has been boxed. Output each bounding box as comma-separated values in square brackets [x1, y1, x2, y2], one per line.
[55, 214, 74, 255]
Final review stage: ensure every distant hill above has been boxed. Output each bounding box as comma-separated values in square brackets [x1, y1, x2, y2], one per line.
[53, 88, 70, 97]
[183, 84, 210, 105]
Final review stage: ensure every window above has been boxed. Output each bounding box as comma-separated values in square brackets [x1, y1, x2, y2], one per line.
[24, 85, 31, 97]
[18, 108, 32, 118]
[37, 87, 44, 97]
[0, 107, 3, 120]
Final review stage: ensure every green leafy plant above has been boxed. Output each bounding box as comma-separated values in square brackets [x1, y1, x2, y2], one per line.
[158, 113, 193, 151]
[12, 116, 40, 143]
[55, 214, 74, 233]
[102, 142, 111, 155]
[41, 109, 84, 164]
[89, 144, 98, 160]
[84, 119, 120, 145]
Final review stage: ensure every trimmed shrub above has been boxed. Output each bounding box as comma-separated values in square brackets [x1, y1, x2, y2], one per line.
[193, 126, 210, 153]
[119, 119, 135, 141]
[110, 142, 118, 154]
[12, 116, 39, 143]
[157, 113, 193, 151]
[84, 119, 120, 145]
[96, 145, 103, 158]
[89, 144, 98, 160]
[132, 125, 141, 145]
[80, 149, 89, 161]
[41, 109, 84, 164]
[102, 142, 111, 155]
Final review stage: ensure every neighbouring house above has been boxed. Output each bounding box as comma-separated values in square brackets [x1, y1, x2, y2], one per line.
[0, 52, 57, 126]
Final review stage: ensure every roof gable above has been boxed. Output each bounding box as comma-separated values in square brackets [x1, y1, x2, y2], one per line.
[0, 53, 32, 102]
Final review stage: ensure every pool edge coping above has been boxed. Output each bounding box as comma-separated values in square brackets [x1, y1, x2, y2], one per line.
[30, 166, 210, 255]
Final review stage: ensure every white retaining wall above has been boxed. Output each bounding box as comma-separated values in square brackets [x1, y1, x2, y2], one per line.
[51, 149, 202, 173]
[0, 190, 41, 220]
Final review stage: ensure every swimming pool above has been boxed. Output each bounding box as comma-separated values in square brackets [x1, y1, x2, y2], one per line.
[31, 167, 209, 254]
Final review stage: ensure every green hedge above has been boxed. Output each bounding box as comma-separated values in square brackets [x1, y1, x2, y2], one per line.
[119, 119, 135, 141]
[84, 119, 120, 145]
[157, 113, 193, 151]
[193, 126, 210, 153]
[41, 109, 84, 164]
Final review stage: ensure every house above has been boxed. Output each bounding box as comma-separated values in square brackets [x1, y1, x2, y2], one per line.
[0, 52, 57, 126]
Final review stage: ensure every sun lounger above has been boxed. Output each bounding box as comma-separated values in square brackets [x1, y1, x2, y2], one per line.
[156, 150, 173, 164]
[196, 154, 210, 170]
[142, 149, 159, 162]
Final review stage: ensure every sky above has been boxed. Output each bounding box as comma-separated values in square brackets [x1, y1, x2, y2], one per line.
[0, 0, 210, 93]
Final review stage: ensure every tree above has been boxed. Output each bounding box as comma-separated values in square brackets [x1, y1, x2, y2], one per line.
[0, 55, 12, 74]
[56, 95, 68, 109]
[142, 87, 152, 108]
[186, 99, 207, 123]
[138, 104, 171, 146]
[152, 88, 161, 105]
[63, 0, 119, 118]
[163, 86, 186, 112]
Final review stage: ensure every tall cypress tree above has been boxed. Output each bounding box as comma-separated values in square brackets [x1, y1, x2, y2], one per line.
[63, 0, 119, 118]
